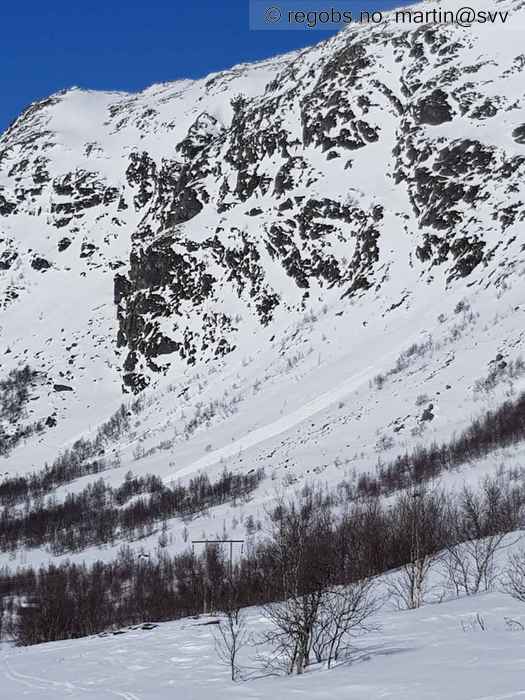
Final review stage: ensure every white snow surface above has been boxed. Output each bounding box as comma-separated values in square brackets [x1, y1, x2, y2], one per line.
[1, 0, 525, 696]
[1, 590, 525, 699]
[1, 0, 525, 570]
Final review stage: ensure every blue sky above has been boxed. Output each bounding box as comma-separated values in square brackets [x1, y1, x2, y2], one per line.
[0, 0, 398, 133]
[0, 0, 327, 132]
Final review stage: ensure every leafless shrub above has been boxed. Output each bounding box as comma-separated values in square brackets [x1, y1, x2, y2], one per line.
[503, 549, 525, 602]
[415, 393, 429, 407]
[375, 434, 394, 453]
[504, 617, 524, 631]
[443, 482, 518, 597]
[311, 580, 379, 669]
[214, 607, 249, 681]
[474, 356, 525, 395]
[260, 492, 334, 674]
[370, 338, 433, 391]
[444, 537, 505, 597]
[460, 613, 486, 632]
[388, 488, 447, 609]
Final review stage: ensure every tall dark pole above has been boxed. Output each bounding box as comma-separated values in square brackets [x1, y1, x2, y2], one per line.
[192, 539, 244, 614]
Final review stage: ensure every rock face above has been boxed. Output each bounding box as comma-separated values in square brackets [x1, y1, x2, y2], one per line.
[109, 8, 525, 391]
[1, 0, 525, 416]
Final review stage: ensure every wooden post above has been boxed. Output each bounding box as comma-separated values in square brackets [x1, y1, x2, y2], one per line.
[191, 539, 244, 614]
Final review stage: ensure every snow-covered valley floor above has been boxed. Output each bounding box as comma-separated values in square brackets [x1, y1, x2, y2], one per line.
[2, 590, 525, 699]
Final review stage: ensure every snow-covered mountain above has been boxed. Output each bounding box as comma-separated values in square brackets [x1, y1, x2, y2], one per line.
[1, 0, 525, 567]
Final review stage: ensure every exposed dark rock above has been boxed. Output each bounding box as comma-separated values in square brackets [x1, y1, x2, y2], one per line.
[421, 405, 435, 422]
[415, 89, 453, 125]
[0, 193, 16, 216]
[31, 257, 51, 271]
[58, 237, 72, 252]
[126, 152, 157, 210]
[512, 124, 525, 144]
[0, 250, 18, 270]
[1, 18, 523, 397]
[80, 241, 98, 258]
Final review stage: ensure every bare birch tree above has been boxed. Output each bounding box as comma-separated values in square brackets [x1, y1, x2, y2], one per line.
[311, 579, 379, 668]
[214, 606, 249, 681]
[443, 481, 516, 597]
[388, 487, 447, 609]
[261, 491, 334, 674]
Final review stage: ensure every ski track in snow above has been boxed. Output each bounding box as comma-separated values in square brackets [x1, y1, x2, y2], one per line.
[1, 7, 525, 698]
[164, 363, 375, 482]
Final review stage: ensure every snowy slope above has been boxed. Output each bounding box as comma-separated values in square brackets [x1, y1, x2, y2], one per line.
[2, 590, 525, 699]
[1, 0, 525, 571]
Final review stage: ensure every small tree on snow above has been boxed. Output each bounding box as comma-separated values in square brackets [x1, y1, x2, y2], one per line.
[213, 602, 249, 681]
[311, 579, 379, 669]
[388, 488, 448, 610]
[503, 549, 525, 602]
[261, 493, 334, 675]
[443, 482, 516, 598]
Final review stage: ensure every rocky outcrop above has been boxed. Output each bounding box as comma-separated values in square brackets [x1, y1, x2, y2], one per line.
[1, 0, 524, 395]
